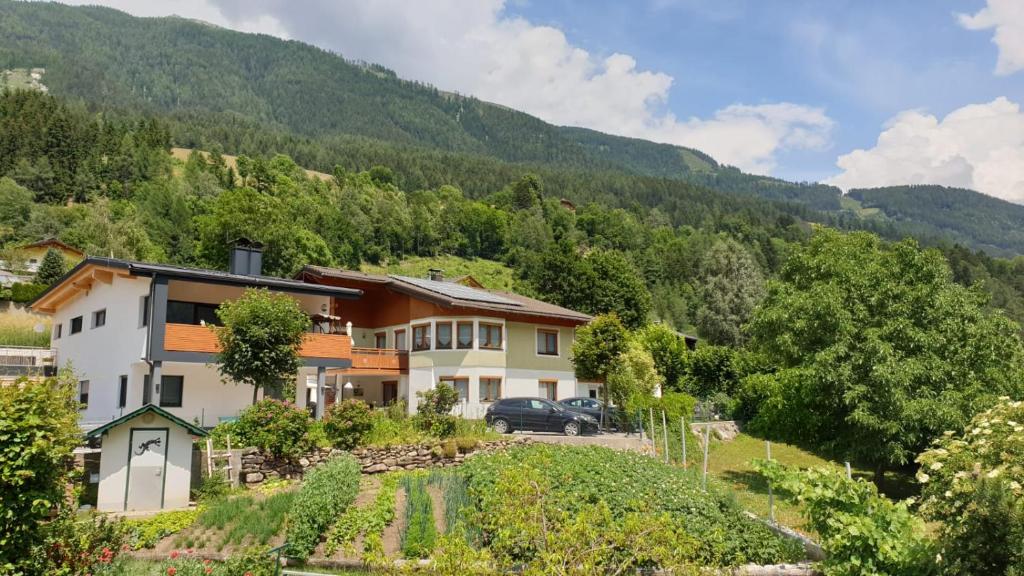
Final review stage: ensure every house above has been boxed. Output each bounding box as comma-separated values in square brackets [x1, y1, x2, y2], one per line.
[16, 238, 85, 273]
[30, 243, 594, 428]
[297, 266, 594, 416]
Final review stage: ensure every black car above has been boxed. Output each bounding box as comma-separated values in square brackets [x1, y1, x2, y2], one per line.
[559, 397, 626, 430]
[485, 397, 600, 436]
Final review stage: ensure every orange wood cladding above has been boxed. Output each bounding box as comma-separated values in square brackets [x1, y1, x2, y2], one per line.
[163, 323, 352, 359]
[350, 347, 408, 371]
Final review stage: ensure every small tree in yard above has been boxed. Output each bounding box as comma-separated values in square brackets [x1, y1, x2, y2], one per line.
[34, 247, 66, 286]
[571, 314, 630, 425]
[416, 382, 459, 438]
[215, 288, 310, 404]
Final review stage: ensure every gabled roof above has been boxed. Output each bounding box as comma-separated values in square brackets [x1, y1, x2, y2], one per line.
[85, 404, 209, 438]
[19, 238, 85, 257]
[299, 266, 592, 324]
[31, 257, 363, 313]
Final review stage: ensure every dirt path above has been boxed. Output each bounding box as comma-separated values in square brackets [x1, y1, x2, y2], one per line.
[382, 487, 407, 557]
[426, 484, 446, 536]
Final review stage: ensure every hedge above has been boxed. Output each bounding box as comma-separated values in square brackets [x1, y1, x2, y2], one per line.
[285, 454, 361, 560]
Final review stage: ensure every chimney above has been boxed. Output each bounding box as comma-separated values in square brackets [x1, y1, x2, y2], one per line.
[229, 238, 264, 276]
[428, 268, 444, 282]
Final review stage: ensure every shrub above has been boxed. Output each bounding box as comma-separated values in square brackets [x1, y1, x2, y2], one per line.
[194, 473, 230, 502]
[8, 282, 48, 303]
[285, 454, 361, 561]
[29, 506, 130, 576]
[441, 439, 458, 459]
[756, 461, 935, 576]
[323, 399, 374, 449]
[417, 382, 459, 418]
[0, 373, 81, 573]
[231, 399, 312, 458]
[917, 398, 1024, 574]
[416, 382, 459, 436]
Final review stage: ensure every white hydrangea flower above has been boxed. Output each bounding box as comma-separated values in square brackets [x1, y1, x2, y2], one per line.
[918, 472, 930, 483]
[930, 462, 943, 471]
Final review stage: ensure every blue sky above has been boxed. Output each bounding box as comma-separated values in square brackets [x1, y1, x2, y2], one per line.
[64, 0, 1024, 202]
[508, 0, 1022, 183]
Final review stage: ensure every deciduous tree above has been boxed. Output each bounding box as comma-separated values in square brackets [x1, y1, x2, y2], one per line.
[214, 288, 310, 404]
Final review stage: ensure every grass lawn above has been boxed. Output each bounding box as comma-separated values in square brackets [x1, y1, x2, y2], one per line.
[0, 310, 51, 347]
[705, 433, 916, 534]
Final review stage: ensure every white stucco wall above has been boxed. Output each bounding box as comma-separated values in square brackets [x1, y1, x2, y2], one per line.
[50, 273, 152, 425]
[96, 412, 197, 512]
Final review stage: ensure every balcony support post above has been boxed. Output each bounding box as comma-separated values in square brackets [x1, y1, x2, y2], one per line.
[315, 365, 326, 420]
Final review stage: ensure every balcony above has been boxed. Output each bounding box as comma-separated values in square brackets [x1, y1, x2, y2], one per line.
[347, 347, 409, 375]
[163, 323, 353, 360]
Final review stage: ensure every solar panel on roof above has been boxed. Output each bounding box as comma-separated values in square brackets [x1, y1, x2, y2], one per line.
[392, 275, 522, 306]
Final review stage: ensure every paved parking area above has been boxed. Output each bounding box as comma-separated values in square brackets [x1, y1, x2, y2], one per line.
[511, 431, 654, 453]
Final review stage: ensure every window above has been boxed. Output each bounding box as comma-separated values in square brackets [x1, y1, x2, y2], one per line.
[479, 323, 503, 350]
[78, 380, 89, 407]
[70, 316, 83, 334]
[92, 309, 106, 328]
[53, 323, 62, 339]
[539, 380, 558, 401]
[167, 300, 221, 326]
[528, 399, 556, 411]
[479, 377, 502, 402]
[394, 329, 407, 351]
[440, 376, 469, 402]
[374, 332, 387, 348]
[537, 329, 559, 356]
[435, 322, 453, 349]
[412, 324, 431, 351]
[160, 375, 184, 408]
[118, 375, 128, 408]
[456, 322, 473, 349]
[140, 295, 150, 327]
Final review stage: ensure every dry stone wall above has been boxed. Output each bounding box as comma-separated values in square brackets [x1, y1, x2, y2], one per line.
[238, 437, 530, 486]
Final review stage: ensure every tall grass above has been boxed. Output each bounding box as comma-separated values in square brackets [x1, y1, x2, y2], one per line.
[0, 311, 50, 347]
[427, 470, 475, 542]
[223, 489, 296, 546]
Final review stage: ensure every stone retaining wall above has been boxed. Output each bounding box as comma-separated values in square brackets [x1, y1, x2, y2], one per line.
[238, 437, 529, 486]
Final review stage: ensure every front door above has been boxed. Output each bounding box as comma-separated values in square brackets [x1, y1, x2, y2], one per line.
[382, 381, 398, 405]
[125, 428, 168, 511]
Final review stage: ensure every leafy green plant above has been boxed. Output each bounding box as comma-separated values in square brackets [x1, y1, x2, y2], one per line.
[323, 399, 374, 449]
[324, 473, 398, 555]
[400, 473, 438, 559]
[0, 373, 81, 573]
[460, 444, 802, 568]
[285, 454, 361, 560]
[229, 399, 312, 458]
[126, 508, 202, 549]
[28, 506, 130, 576]
[194, 473, 230, 502]
[415, 382, 459, 437]
[755, 460, 936, 576]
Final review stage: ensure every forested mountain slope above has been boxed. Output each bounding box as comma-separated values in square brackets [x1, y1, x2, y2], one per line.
[848, 186, 1024, 257]
[0, 0, 841, 210]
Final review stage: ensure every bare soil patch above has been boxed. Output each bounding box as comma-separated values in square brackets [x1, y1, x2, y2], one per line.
[382, 486, 407, 557]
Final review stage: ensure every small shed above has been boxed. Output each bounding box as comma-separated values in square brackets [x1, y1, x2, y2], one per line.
[86, 404, 208, 512]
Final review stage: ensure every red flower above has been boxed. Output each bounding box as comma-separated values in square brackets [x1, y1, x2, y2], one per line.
[205, 568, 212, 575]
[167, 568, 177, 576]
[169, 550, 179, 559]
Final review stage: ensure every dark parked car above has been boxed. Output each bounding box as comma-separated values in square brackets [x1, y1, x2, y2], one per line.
[559, 397, 626, 430]
[485, 397, 600, 436]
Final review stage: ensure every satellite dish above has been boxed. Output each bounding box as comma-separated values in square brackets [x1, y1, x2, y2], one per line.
[33, 323, 45, 333]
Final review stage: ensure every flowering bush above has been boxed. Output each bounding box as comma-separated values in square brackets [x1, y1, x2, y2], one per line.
[917, 397, 1024, 574]
[229, 399, 312, 458]
[323, 399, 374, 449]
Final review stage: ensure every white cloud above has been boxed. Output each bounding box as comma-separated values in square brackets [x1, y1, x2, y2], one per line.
[958, 0, 1024, 75]
[827, 97, 1024, 203]
[59, 0, 832, 175]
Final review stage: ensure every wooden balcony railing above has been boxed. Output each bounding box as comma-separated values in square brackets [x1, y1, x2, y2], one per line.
[350, 347, 409, 372]
[164, 323, 353, 360]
